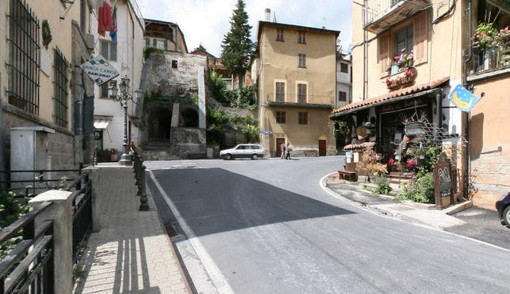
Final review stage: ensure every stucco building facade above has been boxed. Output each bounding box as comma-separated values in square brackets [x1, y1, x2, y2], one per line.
[91, 0, 145, 156]
[253, 21, 339, 157]
[333, 0, 510, 209]
[0, 0, 96, 176]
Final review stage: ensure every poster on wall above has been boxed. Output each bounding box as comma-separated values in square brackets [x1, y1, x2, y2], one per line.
[448, 84, 480, 112]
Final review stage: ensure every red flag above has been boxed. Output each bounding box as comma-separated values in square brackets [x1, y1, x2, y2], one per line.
[98, 0, 112, 37]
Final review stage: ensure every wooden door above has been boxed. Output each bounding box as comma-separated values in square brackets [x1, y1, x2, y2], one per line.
[319, 140, 327, 156]
[276, 138, 285, 157]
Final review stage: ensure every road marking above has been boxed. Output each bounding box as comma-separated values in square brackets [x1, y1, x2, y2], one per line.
[148, 170, 234, 294]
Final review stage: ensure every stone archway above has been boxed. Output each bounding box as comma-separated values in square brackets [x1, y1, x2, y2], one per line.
[179, 106, 199, 128]
[148, 108, 172, 140]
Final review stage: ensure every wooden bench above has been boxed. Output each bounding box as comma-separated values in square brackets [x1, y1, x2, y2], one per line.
[338, 170, 358, 182]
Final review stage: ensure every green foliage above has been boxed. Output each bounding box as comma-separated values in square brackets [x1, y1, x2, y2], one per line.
[59, 176, 69, 188]
[335, 121, 351, 136]
[397, 173, 435, 203]
[207, 69, 256, 109]
[206, 108, 259, 146]
[373, 176, 392, 195]
[208, 70, 229, 104]
[96, 149, 117, 162]
[221, 0, 254, 88]
[241, 124, 260, 143]
[143, 47, 163, 60]
[416, 145, 441, 176]
[0, 190, 28, 259]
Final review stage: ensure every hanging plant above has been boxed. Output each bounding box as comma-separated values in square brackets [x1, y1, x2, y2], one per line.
[42, 20, 52, 49]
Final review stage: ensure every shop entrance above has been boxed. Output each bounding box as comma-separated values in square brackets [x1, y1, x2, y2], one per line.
[379, 105, 431, 160]
[276, 138, 285, 158]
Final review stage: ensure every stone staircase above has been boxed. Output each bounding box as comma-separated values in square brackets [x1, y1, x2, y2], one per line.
[141, 140, 180, 161]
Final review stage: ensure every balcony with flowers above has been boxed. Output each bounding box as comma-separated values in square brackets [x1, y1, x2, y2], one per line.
[469, 23, 510, 76]
[385, 48, 418, 90]
[467, 0, 510, 79]
[363, 0, 430, 34]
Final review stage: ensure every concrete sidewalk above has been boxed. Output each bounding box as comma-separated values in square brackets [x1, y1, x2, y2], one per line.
[324, 173, 471, 230]
[73, 165, 191, 294]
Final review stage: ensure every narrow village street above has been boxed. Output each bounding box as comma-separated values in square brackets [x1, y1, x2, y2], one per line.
[146, 157, 510, 294]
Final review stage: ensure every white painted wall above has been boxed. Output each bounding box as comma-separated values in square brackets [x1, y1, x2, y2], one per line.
[91, 0, 144, 151]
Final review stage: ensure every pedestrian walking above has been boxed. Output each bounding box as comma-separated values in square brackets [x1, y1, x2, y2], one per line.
[285, 143, 292, 160]
[280, 142, 286, 159]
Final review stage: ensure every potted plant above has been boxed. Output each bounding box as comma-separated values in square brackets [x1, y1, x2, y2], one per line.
[473, 22, 500, 69]
[497, 26, 510, 66]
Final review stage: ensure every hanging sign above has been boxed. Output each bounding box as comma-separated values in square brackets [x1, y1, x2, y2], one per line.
[80, 55, 119, 86]
[448, 84, 480, 112]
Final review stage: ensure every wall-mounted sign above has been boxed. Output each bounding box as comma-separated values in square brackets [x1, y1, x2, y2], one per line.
[260, 130, 273, 135]
[80, 55, 119, 86]
[448, 84, 480, 112]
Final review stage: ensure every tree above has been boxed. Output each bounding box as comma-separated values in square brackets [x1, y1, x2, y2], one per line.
[221, 0, 254, 91]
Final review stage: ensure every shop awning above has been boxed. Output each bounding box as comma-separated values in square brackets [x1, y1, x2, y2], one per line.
[93, 116, 112, 129]
[330, 77, 449, 119]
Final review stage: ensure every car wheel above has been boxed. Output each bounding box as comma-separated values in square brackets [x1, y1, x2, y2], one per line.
[251, 154, 258, 160]
[225, 154, 232, 160]
[504, 206, 510, 228]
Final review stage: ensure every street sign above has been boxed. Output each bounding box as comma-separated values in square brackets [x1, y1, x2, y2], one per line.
[80, 55, 120, 86]
[260, 130, 273, 135]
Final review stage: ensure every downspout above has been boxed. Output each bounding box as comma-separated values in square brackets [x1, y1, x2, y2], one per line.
[463, 0, 473, 200]
[363, 0, 368, 101]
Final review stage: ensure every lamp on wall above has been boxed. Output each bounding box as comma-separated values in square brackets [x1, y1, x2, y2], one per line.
[109, 76, 144, 165]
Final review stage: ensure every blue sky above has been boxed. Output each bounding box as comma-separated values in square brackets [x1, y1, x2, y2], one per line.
[137, 0, 352, 56]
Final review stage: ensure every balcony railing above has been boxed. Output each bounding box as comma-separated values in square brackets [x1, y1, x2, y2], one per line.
[264, 93, 334, 107]
[364, 0, 429, 34]
[468, 45, 510, 76]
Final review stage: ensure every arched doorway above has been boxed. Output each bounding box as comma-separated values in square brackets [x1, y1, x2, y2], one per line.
[179, 107, 199, 128]
[148, 109, 172, 140]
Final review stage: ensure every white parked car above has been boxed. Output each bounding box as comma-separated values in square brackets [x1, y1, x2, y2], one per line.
[220, 144, 265, 160]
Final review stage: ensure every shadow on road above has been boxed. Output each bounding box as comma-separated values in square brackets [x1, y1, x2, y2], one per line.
[149, 167, 355, 238]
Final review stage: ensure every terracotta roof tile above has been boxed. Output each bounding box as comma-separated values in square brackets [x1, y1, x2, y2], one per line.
[331, 77, 449, 116]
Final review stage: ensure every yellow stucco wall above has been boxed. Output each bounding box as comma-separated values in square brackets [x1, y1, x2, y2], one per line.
[257, 23, 337, 156]
[470, 77, 510, 209]
[0, 0, 91, 130]
[351, 2, 465, 101]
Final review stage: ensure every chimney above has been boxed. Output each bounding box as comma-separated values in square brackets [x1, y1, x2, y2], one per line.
[265, 8, 271, 22]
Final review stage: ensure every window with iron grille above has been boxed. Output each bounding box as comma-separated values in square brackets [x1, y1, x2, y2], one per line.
[298, 112, 308, 125]
[7, 0, 40, 115]
[298, 54, 306, 68]
[297, 83, 307, 103]
[276, 111, 286, 124]
[54, 49, 69, 128]
[275, 82, 285, 102]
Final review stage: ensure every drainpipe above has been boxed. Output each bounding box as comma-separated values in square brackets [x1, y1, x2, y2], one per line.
[363, 0, 368, 101]
[462, 0, 473, 200]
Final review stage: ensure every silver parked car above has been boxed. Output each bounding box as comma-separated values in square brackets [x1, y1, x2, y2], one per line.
[220, 144, 265, 160]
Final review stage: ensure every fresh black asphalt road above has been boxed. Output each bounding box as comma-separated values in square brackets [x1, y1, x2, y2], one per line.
[145, 157, 510, 294]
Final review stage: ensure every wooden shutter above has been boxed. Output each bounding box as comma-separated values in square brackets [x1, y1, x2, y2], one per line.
[378, 32, 390, 74]
[414, 12, 428, 64]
